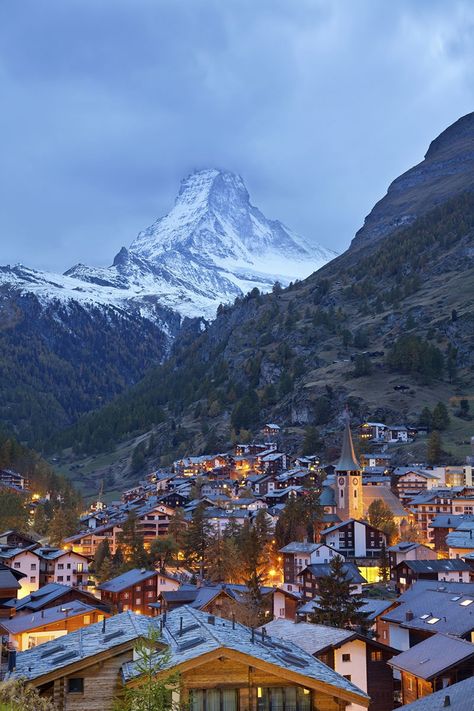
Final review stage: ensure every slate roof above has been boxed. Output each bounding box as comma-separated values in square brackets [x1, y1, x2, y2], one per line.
[11, 582, 106, 612]
[388, 633, 474, 679]
[98, 568, 158, 593]
[261, 618, 354, 654]
[429, 513, 474, 529]
[395, 676, 474, 710]
[299, 563, 366, 584]
[0, 563, 24, 589]
[388, 542, 425, 553]
[279, 542, 320, 554]
[446, 526, 474, 549]
[398, 559, 471, 573]
[382, 582, 474, 637]
[319, 486, 336, 507]
[0, 600, 102, 634]
[9, 610, 150, 681]
[121, 606, 368, 703]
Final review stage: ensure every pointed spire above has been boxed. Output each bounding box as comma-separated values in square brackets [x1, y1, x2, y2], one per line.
[336, 410, 360, 472]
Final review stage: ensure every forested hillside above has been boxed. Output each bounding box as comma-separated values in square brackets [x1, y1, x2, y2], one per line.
[53, 192, 474, 476]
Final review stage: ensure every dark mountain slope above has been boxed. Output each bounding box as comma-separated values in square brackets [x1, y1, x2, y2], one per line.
[54, 191, 474, 473]
[353, 112, 474, 249]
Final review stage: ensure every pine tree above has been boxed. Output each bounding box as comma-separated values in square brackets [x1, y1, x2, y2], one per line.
[379, 540, 390, 583]
[432, 402, 450, 431]
[183, 503, 211, 576]
[167, 507, 187, 550]
[119, 511, 148, 568]
[0, 490, 28, 533]
[310, 557, 370, 632]
[92, 538, 112, 579]
[149, 536, 178, 571]
[274, 497, 307, 548]
[427, 430, 442, 465]
[47, 507, 76, 547]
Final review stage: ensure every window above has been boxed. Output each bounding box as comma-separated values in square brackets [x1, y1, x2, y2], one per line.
[371, 651, 382, 662]
[58, 564, 64, 570]
[191, 689, 238, 711]
[77, 563, 84, 573]
[30, 576, 36, 583]
[67, 678, 84, 693]
[58, 576, 63, 582]
[342, 654, 351, 662]
[256, 687, 310, 711]
[136, 597, 141, 605]
[31, 563, 36, 570]
[67, 563, 71, 569]
[83, 615, 91, 624]
[14, 563, 21, 569]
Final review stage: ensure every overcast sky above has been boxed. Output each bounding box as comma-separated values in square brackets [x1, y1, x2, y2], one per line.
[1, 0, 473, 272]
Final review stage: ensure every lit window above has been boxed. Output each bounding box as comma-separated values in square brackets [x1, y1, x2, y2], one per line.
[427, 617, 440, 624]
[460, 599, 473, 606]
[371, 651, 382, 662]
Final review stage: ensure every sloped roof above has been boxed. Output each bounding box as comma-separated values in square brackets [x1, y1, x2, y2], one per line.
[122, 607, 369, 705]
[335, 419, 360, 472]
[362, 486, 408, 518]
[261, 618, 354, 654]
[12, 582, 105, 612]
[397, 559, 471, 573]
[98, 568, 157, 593]
[0, 600, 102, 634]
[388, 633, 474, 679]
[300, 562, 366, 584]
[395, 676, 474, 710]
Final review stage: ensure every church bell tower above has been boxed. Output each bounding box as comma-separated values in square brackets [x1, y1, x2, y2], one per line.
[335, 415, 363, 521]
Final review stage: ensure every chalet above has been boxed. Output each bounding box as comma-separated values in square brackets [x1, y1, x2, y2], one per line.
[0, 563, 25, 616]
[262, 423, 281, 437]
[9, 606, 369, 711]
[0, 599, 108, 651]
[36, 547, 90, 589]
[446, 521, 474, 558]
[392, 468, 441, 501]
[201, 507, 251, 534]
[249, 473, 278, 496]
[272, 587, 302, 620]
[321, 519, 386, 559]
[394, 559, 471, 592]
[64, 522, 124, 557]
[380, 581, 474, 651]
[406, 489, 455, 541]
[427, 513, 474, 552]
[263, 618, 396, 711]
[388, 542, 437, 580]
[98, 568, 160, 615]
[0, 544, 42, 596]
[234, 443, 276, 456]
[158, 490, 190, 508]
[275, 468, 312, 489]
[359, 422, 388, 442]
[394, 675, 474, 710]
[0, 469, 29, 490]
[385, 426, 410, 443]
[359, 453, 392, 469]
[0, 529, 38, 548]
[298, 562, 366, 601]
[257, 451, 289, 475]
[280, 542, 342, 589]
[10, 582, 110, 615]
[265, 485, 303, 505]
[388, 633, 474, 706]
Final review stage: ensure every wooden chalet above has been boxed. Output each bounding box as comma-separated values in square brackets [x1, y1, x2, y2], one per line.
[9, 606, 369, 710]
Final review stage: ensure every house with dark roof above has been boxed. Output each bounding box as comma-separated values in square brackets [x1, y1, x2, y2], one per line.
[9, 582, 110, 615]
[8, 606, 369, 711]
[298, 562, 366, 601]
[263, 618, 397, 711]
[388, 542, 437, 580]
[321, 519, 386, 559]
[279, 542, 342, 590]
[394, 559, 472, 592]
[98, 568, 161, 615]
[0, 599, 109, 651]
[0, 562, 24, 616]
[427, 513, 474, 552]
[380, 581, 474, 650]
[388, 633, 474, 706]
[395, 675, 474, 710]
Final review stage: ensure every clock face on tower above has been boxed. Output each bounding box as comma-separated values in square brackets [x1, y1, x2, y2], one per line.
[338, 477, 345, 486]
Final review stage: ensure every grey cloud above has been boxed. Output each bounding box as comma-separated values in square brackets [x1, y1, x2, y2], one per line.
[0, 0, 473, 271]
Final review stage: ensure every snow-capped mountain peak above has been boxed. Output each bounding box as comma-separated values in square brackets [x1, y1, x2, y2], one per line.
[1, 168, 336, 321]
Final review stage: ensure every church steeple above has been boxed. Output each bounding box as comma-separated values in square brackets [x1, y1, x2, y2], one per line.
[335, 410, 363, 521]
[336, 417, 360, 472]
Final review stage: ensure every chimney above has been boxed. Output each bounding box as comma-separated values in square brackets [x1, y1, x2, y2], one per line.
[405, 610, 414, 622]
[7, 650, 16, 672]
[444, 695, 451, 707]
[207, 615, 215, 625]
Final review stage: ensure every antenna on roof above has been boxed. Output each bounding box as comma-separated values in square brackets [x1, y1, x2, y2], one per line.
[251, 628, 255, 644]
[102, 617, 106, 634]
[179, 616, 183, 636]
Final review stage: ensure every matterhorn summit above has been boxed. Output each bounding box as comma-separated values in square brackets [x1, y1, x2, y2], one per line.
[0, 168, 335, 322]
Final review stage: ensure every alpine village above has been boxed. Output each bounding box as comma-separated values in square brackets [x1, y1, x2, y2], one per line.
[2, 18, 474, 710]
